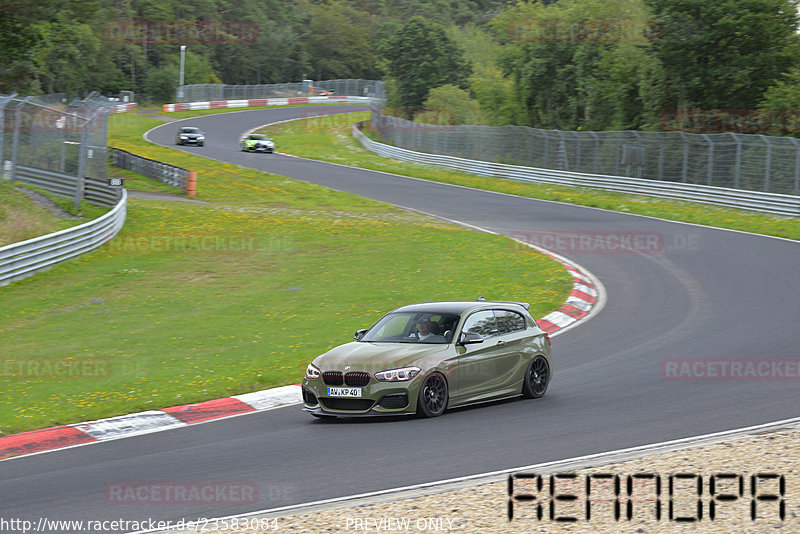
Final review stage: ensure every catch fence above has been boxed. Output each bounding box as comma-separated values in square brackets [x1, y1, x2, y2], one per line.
[0, 92, 124, 208]
[370, 111, 800, 197]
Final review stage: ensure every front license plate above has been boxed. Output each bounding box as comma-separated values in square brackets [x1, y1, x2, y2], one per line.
[327, 387, 362, 397]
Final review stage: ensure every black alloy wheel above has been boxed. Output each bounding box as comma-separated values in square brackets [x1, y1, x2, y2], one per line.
[522, 356, 550, 398]
[417, 372, 448, 418]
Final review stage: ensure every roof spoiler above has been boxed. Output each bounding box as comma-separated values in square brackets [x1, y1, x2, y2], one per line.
[476, 297, 530, 310]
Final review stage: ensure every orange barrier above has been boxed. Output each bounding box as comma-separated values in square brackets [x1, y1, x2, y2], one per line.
[185, 171, 197, 196]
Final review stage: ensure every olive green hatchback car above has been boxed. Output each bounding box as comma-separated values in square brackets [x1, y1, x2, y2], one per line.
[302, 300, 552, 418]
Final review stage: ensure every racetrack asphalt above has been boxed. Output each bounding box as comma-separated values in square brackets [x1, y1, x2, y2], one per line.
[2, 105, 798, 533]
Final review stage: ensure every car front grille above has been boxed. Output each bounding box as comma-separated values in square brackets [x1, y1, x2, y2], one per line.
[319, 398, 375, 411]
[302, 389, 318, 405]
[344, 371, 371, 387]
[322, 371, 343, 386]
[378, 393, 409, 409]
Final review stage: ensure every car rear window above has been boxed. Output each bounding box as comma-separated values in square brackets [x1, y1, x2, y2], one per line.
[495, 310, 526, 334]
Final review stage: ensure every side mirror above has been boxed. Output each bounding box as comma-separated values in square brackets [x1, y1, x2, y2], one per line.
[458, 332, 484, 345]
[354, 329, 368, 341]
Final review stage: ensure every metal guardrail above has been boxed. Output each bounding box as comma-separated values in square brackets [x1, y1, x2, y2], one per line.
[110, 148, 191, 190]
[13, 165, 122, 207]
[353, 123, 800, 217]
[14, 165, 77, 197]
[0, 190, 128, 286]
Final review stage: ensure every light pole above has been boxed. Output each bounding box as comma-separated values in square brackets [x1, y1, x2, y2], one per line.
[178, 45, 186, 102]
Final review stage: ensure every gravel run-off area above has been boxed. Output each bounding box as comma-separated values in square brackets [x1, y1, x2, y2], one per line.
[175, 422, 799, 534]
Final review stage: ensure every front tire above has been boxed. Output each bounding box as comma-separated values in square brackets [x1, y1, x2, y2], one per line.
[417, 372, 448, 418]
[522, 356, 550, 398]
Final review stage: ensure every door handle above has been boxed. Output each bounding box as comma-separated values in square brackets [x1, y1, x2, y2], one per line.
[496, 340, 505, 345]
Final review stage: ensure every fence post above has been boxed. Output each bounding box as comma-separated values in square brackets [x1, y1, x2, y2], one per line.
[760, 135, 771, 192]
[731, 132, 742, 189]
[0, 93, 18, 173]
[10, 96, 34, 182]
[701, 133, 713, 185]
[790, 137, 800, 195]
[74, 118, 90, 211]
[679, 132, 689, 182]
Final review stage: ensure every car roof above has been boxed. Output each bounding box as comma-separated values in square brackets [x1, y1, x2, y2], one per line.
[390, 300, 530, 315]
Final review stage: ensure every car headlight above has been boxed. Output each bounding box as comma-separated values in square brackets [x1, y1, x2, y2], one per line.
[180, 135, 188, 139]
[375, 366, 421, 382]
[197, 136, 205, 139]
[305, 363, 321, 379]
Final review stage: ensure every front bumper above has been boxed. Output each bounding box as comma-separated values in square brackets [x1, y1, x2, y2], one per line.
[302, 405, 415, 418]
[301, 377, 422, 417]
[247, 144, 273, 152]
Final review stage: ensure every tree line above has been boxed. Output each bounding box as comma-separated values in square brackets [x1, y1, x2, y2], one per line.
[0, 0, 504, 101]
[3, 0, 799, 135]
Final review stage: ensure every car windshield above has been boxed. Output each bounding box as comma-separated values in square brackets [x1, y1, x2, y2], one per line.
[181, 128, 200, 133]
[249, 134, 267, 140]
[360, 312, 460, 344]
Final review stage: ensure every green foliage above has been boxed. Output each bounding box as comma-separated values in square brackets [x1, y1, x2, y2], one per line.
[306, 1, 381, 80]
[447, 24, 521, 125]
[759, 67, 800, 137]
[379, 16, 472, 110]
[416, 85, 483, 125]
[143, 50, 219, 103]
[645, 0, 800, 110]
[492, 0, 661, 130]
[0, 0, 504, 101]
[760, 68, 800, 111]
[3, 0, 798, 132]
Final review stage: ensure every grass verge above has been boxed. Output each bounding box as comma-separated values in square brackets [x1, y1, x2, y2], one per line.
[0, 109, 572, 434]
[259, 112, 800, 241]
[0, 182, 106, 247]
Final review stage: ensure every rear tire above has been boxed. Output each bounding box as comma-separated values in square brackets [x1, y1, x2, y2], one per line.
[417, 372, 448, 418]
[522, 356, 550, 398]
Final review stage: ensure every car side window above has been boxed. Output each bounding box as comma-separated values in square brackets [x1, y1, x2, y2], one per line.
[461, 310, 499, 339]
[494, 310, 526, 334]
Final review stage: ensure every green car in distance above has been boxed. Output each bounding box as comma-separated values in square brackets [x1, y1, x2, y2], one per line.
[302, 300, 552, 419]
[240, 133, 275, 153]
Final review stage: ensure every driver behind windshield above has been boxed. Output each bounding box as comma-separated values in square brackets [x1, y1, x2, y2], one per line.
[416, 320, 446, 343]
